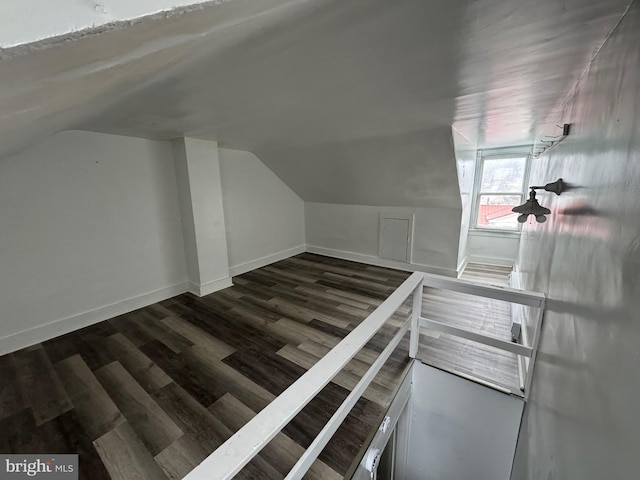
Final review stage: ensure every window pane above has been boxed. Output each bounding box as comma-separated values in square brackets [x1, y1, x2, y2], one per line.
[480, 157, 526, 193]
[477, 194, 522, 230]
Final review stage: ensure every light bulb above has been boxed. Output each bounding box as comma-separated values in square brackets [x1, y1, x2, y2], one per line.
[535, 214, 547, 223]
[517, 214, 528, 223]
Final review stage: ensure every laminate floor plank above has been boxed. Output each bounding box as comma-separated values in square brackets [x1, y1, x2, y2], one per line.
[155, 434, 210, 480]
[101, 333, 173, 393]
[324, 287, 388, 306]
[320, 271, 398, 294]
[42, 323, 118, 371]
[151, 382, 233, 452]
[268, 296, 364, 326]
[241, 269, 372, 323]
[183, 346, 275, 413]
[12, 346, 73, 426]
[94, 362, 184, 456]
[151, 383, 280, 480]
[160, 316, 235, 360]
[210, 393, 342, 480]
[93, 422, 169, 480]
[231, 282, 276, 302]
[139, 340, 221, 408]
[261, 263, 325, 285]
[222, 348, 306, 397]
[286, 257, 397, 284]
[168, 298, 286, 353]
[111, 309, 194, 354]
[0, 409, 112, 480]
[293, 284, 374, 312]
[287, 255, 406, 284]
[267, 317, 342, 349]
[54, 355, 126, 441]
[0, 354, 23, 421]
[308, 318, 351, 339]
[206, 291, 285, 323]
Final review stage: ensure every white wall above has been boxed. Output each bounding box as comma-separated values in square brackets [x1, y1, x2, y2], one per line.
[305, 203, 461, 276]
[511, 4, 640, 479]
[465, 231, 520, 267]
[402, 363, 523, 480]
[219, 148, 305, 276]
[260, 127, 464, 276]
[0, 131, 187, 354]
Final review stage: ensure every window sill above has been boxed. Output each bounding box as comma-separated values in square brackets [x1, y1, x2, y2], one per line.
[468, 229, 522, 239]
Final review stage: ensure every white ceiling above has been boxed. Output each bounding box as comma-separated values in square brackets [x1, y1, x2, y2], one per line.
[0, 0, 631, 205]
[0, 0, 216, 48]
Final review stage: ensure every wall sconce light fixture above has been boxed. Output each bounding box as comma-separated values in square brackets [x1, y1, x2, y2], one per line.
[512, 178, 564, 223]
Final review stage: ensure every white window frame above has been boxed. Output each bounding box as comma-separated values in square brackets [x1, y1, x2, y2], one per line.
[470, 147, 532, 235]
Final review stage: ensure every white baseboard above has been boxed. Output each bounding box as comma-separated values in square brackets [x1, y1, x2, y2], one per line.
[188, 277, 234, 297]
[0, 282, 189, 356]
[229, 245, 306, 277]
[456, 255, 469, 278]
[466, 255, 515, 268]
[306, 245, 457, 277]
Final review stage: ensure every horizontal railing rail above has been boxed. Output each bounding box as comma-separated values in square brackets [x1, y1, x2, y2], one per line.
[422, 272, 546, 307]
[184, 271, 424, 480]
[419, 317, 533, 357]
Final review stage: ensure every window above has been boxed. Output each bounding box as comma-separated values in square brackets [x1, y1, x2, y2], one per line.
[472, 151, 530, 232]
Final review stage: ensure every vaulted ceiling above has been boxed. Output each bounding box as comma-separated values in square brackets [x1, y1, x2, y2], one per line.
[0, 0, 631, 205]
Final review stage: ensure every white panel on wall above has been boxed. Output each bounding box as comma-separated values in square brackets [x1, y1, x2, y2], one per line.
[465, 231, 520, 267]
[0, 130, 187, 354]
[379, 213, 413, 263]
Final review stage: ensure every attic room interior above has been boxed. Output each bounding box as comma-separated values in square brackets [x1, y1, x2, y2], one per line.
[0, 0, 638, 479]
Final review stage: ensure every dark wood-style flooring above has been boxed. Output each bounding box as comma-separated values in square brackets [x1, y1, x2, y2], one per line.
[0, 255, 516, 479]
[0, 254, 414, 479]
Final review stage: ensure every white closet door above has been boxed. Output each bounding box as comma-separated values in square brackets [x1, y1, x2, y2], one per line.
[379, 214, 413, 263]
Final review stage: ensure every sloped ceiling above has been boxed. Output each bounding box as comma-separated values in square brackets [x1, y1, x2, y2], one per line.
[0, 0, 631, 207]
[259, 128, 461, 208]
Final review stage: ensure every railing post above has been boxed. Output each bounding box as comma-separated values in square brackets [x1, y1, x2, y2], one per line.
[409, 275, 424, 358]
[524, 299, 545, 400]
